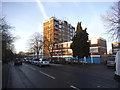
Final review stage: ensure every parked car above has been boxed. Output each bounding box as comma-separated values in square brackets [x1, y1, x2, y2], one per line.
[38, 58, 50, 67]
[24, 58, 29, 63]
[58, 58, 66, 64]
[50, 57, 58, 63]
[32, 58, 40, 65]
[29, 59, 33, 64]
[107, 56, 115, 67]
[14, 58, 22, 65]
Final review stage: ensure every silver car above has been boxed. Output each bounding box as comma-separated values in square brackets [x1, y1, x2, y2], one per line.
[32, 58, 40, 65]
[38, 58, 50, 67]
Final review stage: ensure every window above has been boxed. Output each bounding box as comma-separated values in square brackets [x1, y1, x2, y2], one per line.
[54, 26, 58, 29]
[54, 21, 58, 25]
[63, 44, 67, 48]
[68, 49, 72, 54]
[48, 24, 51, 27]
[34, 59, 39, 61]
[91, 38, 98, 44]
[113, 43, 119, 47]
[59, 25, 62, 28]
[90, 47, 98, 53]
[70, 33, 73, 35]
[113, 49, 120, 53]
[70, 37, 73, 40]
[59, 20, 62, 24]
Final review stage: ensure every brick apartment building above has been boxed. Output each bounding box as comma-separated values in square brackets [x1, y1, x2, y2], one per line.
[112, 42, 120, 55]
[89, 37, 107, 55]
[50, 37, 107, 63]
[43, 17, 107, 63]
[53, 41, 72, 57]
[52, 37, 107, 58]
[88, 37, 107, 63]
[43, 17, 75, 58]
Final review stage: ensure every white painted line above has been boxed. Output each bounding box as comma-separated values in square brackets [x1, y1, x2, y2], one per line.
[97, 85, 100, 88]
[29, 67, 36, 71]
[70, 85, 80, 90]
[39, 71, 55, 79]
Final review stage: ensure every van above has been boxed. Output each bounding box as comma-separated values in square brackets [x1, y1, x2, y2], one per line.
[114, 51, 120, 81]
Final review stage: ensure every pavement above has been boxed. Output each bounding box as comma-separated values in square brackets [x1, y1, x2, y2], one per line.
[2, 63, 10, 89]
[3, 62, 120, 89]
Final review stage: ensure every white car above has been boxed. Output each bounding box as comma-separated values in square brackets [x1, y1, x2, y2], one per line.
[38, 58, 50, 67]
[32, 58, 40, 65]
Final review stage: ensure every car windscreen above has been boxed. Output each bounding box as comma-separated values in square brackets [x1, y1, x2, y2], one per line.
[34, 59, 39, 61]
[108, 58, 115, 61]
[42, 59, 49, 61]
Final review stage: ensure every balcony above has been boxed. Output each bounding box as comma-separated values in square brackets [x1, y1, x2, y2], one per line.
[54, 26, 59, 30]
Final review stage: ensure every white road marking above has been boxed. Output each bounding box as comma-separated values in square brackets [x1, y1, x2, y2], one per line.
[39, 71, 55, 79]
[70, 85, 80, 90]
[97, 85, 100, 88]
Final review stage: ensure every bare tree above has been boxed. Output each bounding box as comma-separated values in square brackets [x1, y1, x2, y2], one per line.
[28, 32, 43, 58]
[102, 1, 120, 41]
[44, 36, 55, 58]
[1, 17, 16, 63]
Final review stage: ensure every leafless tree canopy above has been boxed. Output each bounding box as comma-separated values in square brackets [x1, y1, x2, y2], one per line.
[102, 1, 120, 41]
[1, 17, 16, 62]
[28, 32, 43, 58]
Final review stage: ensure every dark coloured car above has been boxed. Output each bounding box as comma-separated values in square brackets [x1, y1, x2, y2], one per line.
[107, 56, 115, 68]
[14, 58, 22, 65]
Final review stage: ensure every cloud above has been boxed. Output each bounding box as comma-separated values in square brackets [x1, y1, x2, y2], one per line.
[37, 22, 43, 35]
[35, 0, 49, 20]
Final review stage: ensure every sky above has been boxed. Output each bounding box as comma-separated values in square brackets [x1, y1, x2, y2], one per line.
[2, 0, 115, 53]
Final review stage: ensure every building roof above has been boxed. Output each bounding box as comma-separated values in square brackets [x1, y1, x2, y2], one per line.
[112, 42, 120, 44]
[90, 37, 106, 41]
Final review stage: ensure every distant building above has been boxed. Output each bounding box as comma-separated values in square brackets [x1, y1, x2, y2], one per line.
[89, 37, 107, 55]
[43, 17, 75, 58]
[52, 37, 107, 63]
[53, 37, 107, 57]
[87, 37, 107, 64]
[112, 42, 120, 55]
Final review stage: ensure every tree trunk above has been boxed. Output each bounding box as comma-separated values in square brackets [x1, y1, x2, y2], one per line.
[37, 52, 39, 59]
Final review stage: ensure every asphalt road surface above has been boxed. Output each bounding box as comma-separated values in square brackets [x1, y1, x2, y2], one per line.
[5, 62, 120, 89]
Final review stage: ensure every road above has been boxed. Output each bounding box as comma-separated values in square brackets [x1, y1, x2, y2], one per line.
[5, 62, 120, 89]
